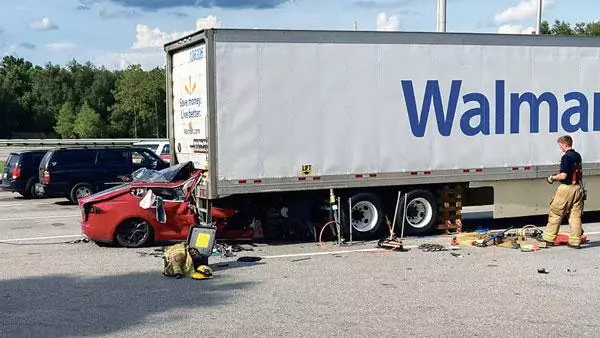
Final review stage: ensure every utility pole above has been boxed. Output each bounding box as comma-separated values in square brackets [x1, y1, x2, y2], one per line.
[436, 0, 447, 32]
[536, 0, 543, 34]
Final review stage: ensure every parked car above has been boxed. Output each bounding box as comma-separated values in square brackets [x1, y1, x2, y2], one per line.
[79, 162, 256, 248]
[38, 146, 169, 204]
[134, 141, 170, 163]
[1, 150, 48, 198]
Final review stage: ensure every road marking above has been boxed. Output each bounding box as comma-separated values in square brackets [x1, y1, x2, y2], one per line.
[0, 201, 66, 207]
[0, 234, 82, 242]
[260, 246, 422, 259]
[0, 215, 80, 222]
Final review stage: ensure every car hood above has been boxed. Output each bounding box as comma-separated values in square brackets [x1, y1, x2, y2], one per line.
[79, 161, 203, 206]
[131, 161, 195, 183]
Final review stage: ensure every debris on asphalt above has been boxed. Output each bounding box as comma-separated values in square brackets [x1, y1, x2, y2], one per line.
[291, 257, 311, 262]
[237, 256, 262, 262]
[418, 243, 446, 252]
[450, 252, 463, 258]
[537, 268, 549, 274]
[567, 268, 577, 273]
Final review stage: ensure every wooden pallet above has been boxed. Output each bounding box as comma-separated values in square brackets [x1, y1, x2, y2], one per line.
[437, 184, 464, 234]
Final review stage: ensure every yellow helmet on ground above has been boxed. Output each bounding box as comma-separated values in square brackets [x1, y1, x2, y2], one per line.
[190, 265, 213, 280]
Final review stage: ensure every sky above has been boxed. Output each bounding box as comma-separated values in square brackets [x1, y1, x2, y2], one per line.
[0, 0, 598, 70]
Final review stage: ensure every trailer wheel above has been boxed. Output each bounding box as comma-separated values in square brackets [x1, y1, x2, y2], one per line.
[341, 193, 385, 240]
[397, 190, 437, 234]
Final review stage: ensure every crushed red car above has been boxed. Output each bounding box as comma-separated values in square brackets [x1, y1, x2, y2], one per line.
[79, 162, 258, 248]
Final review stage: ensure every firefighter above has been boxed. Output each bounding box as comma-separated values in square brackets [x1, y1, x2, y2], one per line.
[162, 242, 213, 279]
[541, 135, 585, 249]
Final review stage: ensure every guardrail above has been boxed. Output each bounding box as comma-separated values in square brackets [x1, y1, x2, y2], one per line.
[0, 138, 168, 147]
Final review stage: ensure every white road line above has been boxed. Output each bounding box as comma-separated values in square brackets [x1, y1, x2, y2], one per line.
[0, 234, 82, 242]
[260, 246, 421, 259]
[0, 201, 63, 207]
[0, 215, 80, 221]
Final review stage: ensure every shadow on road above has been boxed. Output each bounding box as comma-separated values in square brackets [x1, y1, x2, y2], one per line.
[1, 271, 256, 337]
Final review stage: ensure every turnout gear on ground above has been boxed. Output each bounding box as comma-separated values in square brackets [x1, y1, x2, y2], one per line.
[542, 147, 585, 247]
[162, 243, 212, 279]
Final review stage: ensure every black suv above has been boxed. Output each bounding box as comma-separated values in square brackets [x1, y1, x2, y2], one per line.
[38, 146, 168, 203]
[1, 150, 49, 198]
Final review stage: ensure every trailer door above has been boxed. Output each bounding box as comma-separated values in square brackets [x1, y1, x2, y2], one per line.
[172, 42, 209, 169]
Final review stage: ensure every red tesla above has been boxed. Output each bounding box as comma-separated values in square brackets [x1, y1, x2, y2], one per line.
[79, 162, 256, 248]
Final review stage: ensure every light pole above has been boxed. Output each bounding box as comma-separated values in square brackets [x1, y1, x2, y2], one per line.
[436, 0, 447, 32]
[536, 0, 543, 34]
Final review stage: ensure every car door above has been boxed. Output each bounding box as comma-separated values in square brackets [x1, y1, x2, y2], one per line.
[98, 149, 132, 188]
[140, 186, 195, 240]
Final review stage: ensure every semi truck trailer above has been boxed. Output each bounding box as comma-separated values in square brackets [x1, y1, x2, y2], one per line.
[164, 28, 600, 240]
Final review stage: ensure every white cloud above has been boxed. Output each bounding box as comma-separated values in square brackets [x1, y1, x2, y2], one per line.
[196, 15, 222, 30]
[30, 17, 58, 30]
[46, 43, 77, 51]
[494, 0, 554, 24]
[101, 15, 222, 70]
[376, 12, 399, 31]
[132, 15, 222, 50]
[131, 25, 183, 49]
[497, 24, 535, 34]
[95, 50, 165, 70]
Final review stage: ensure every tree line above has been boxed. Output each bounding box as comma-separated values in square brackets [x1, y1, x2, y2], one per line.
[0, 19, 599, 139]
[0, 58, 166, 139]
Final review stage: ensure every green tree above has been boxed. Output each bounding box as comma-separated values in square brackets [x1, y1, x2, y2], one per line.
[74, 102, 102, 138]
[54, 101, 78, 138]
[0, 56, 35, 136]
[540, 19, 600, 36]
[110, 64, 164, 138]
[85, 68, 117, 136]
[111, 65, 146, 137]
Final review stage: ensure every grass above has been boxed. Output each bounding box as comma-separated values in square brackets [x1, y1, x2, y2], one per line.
[0, 162, 4, 172]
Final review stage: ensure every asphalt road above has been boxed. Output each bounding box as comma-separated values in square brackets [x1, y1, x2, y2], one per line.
[1, 190, 600, 337]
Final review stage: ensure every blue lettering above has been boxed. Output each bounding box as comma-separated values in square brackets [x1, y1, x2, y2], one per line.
[402, 80, 461, 137]
[595, 93, 600, 131]
[562, 92, 588, 132]
[460, 93, 490, 136]
[189, 48, 204, 62]
[495, 80, 505, 134]
[510, 92, 558, 134]
[402, 80, 598, 137]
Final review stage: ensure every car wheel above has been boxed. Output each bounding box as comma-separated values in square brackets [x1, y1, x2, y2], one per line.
[19, 178, 36, 198]
[69, 183, 93, 204]
[115, 219, 154, 248]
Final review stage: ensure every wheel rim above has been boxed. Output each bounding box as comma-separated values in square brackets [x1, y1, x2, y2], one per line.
[406, 197, 433, 229]
[76, 186, 92, 198]
[119, 220, 150, 246]
[351, 201, 379, 232]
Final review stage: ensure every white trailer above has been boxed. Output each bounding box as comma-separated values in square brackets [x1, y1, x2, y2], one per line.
[164, 28, 600, 239]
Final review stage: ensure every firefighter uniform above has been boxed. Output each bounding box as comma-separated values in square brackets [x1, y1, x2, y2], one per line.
[163, 243, 213, 279]
[542, 148, 584, 247]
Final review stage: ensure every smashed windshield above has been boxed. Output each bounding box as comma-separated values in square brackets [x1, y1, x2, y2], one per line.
[131, 161, 195, 183]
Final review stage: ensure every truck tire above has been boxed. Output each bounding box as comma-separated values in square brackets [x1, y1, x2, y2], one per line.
[69, 182, 94, 204]
[396, 190, 437, 234]
[340, 192, 385, 240]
